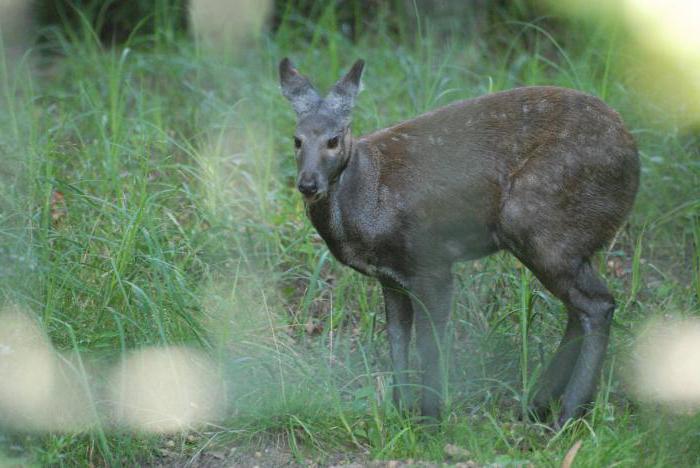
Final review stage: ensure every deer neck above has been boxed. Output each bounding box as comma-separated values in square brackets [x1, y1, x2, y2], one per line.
[306, 137, 379, 258]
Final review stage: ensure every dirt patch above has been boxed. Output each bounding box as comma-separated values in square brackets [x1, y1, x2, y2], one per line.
[152, 443, 486, 467]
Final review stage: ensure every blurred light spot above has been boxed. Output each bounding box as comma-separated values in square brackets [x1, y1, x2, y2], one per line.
[623, 0, 700, 126]
[0, 0, 33, 66]
[547, 0, 700, 127]
[631, 318, 700, 412]
[0, 305, 95, 431]
[109, 346, 223, 433]
[627, 0, 700, 58]
[189, 0, 271, 52]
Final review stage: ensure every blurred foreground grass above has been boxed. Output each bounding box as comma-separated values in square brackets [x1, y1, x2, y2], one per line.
[1, 2, 699, 466]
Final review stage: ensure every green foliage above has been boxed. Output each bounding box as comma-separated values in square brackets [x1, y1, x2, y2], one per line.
[1, 1, 699, 466]
[35, 0, 187, 45]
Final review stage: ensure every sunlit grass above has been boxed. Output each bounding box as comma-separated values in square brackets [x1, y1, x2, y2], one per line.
[0, 2, 699, 466]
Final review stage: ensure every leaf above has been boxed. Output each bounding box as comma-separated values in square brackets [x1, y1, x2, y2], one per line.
[606, 257, 625, 278]
[50, 190, 67, 223]
[305, 319, 323, 335]
[561, 439, 582, 468]
[444, 443, 471, 460]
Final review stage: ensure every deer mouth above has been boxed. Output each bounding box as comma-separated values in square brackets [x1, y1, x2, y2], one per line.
[303, 191, 327, 204]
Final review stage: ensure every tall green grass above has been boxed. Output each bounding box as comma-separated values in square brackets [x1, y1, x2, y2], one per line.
[1, 2, 699, 466]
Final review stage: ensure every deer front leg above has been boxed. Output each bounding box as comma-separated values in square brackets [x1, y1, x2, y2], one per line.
[409, 271, 453, 421]
[382, 281, 414, 411]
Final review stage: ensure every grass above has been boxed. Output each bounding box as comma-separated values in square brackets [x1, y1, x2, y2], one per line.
[1, 3, 699, 466]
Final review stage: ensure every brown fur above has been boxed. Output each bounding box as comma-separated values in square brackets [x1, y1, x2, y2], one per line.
[280, 59, 640, 425]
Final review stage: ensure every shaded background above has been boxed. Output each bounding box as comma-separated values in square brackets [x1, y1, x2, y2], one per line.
[1, 0, 699, 466]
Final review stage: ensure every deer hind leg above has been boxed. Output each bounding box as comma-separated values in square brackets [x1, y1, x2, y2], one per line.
[498, 151, 621, 425]
[528, 311, 583, 420]
[520, 255, 614, 426]
[556, 260, 615, 426]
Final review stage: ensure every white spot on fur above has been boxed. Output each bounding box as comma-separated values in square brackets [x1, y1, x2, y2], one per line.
[446, 240, 463, 258]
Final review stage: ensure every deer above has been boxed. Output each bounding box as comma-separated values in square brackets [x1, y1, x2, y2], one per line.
[278, 57, 640, 427]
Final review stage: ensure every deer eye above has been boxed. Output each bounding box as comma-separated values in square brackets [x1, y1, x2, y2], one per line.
[293, 137, 302, 149]
[327, 136, 339, 149]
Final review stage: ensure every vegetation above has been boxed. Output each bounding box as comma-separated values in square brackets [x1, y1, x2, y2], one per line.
[1, 1, 698, 466]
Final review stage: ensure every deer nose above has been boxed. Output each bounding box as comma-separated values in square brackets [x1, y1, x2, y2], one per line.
[298, 179, 318, 196]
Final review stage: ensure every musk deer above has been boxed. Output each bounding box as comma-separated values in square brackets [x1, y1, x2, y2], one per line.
[279, 58, 639, 426]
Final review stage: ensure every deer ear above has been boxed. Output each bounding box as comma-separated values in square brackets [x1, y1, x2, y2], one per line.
[279, 57, 321, 117]
[325, 59, 365, 118]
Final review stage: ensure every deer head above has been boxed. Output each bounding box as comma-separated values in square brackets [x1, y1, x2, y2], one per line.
[279, 58, 365, 201]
